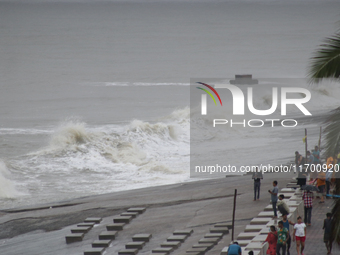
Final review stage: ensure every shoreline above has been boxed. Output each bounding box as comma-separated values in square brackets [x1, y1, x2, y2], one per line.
[0, 171, 295, 242]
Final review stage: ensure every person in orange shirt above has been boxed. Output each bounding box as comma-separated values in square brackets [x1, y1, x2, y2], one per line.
[316, 172, 326, 203]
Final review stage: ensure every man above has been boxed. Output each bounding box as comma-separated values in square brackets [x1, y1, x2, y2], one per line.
[277, 194, 290, 216]
[316, 171, 326, 203]
[302, 190, 313, 226]
[252, 167, 263, 201]
[282, 214, 294, 255]
[277, 220, 289, 255]
[295, 151, 304, 172]
[312, 146, 320, 164]
[226, 241, 242, 255]
[269, 181, 278, 219]
[293, 216, 306, 255]
[307, 151, 314, 166]
[323, 213, 332, 255]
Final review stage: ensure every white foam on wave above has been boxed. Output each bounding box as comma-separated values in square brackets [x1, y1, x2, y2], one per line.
[0, 161, 21, 198]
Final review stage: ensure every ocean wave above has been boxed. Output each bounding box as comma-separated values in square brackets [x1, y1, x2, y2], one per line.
[0, 160, 21, 198]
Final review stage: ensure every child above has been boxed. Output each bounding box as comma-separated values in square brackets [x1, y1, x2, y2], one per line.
[293, 216, 306, 255]
[323, 213, 332, 255]
[277, 221, 289, 255]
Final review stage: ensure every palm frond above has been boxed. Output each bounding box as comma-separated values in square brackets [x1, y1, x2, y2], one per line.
[331, 196, 340, 245]
[308, 32, 340, 83]
[323, 107, 340, 157]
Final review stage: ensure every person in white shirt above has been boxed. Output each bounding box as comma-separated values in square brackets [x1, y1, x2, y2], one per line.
[293, 216, 306, 255]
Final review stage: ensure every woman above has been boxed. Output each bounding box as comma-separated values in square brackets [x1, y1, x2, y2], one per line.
[264, 225, 277, 255]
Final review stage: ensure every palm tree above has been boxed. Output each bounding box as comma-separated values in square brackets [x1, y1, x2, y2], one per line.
[308, 31, 340, 246]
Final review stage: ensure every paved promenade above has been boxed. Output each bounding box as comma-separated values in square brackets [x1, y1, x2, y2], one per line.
[302, 197, 338, 255]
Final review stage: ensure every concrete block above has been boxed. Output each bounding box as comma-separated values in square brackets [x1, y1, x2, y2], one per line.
[192, 243, 214, 249]
[167, 234, 187, 243]
[65, 233, 84, 243]
[204, 233, 223, 239]
[118, 249, 139, 255]
[244, 242, 264, 250]
[214, 223, 231, 228]
[259, 227, 270, 235]
[198, 237, 219, 244]
[92, 240, 112, 248]
[186, 247, 208, 254]
[244, 225, 264, 232]
[77, 222, 95, 228]
[84, 248, 105, 255]
[281, 188, 295, 192]
[121, 212, 139, 218]
[71, 226, 91, 234]
[127, 207, 146, 213]
[220, 246, 229, 255]
[210, 227, 229, 234]
[132, 233, 152, 242]
[252, 234, 267, 242]
[152, 247, 174, 253]
[250, 218, 272, 225]
[258, 211, 282, 218]
[125, 241, 145, 250]
[84, 217, 102, 224]
[237, 232, 258, 240]
[99, 231, 117, 240]
[160, 241, 181, 248]
[107, 223, 125, 231]
[113, 216, 133, 224]
[173, 229, 193, 236]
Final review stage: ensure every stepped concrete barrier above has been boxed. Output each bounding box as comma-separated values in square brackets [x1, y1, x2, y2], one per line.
[125, 241, 146, 250]
[152, 247, 174, 254]
[121, 212, 139, 218]
[127, 207, 146, 214]
[118, 248, 139, 255]
[167, 234, 188, 243]
[250, 217, 272, 225]
[92, 239, 112, 248]
[84, 217, 102, 224]
[65, 233, 84, 243]
[132, 233, 152, 242]
[113, 216, 133, 224]
[83, 247, 105, 255]
[160, 241, 181, 248]
[71, 226, 92, 234]
[173, 229, 193, 236]
[107, 223, 125, 231]
[237, 232, 258, 240]
[98, 231, 117, 240]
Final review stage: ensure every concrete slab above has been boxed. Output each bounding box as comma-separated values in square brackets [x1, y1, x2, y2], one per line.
[152, 247, 174, 253]
[237, 232, 258, 240]
[244, 225, 264, 232]
[113, 216, 133, 224]
[173, 229, 193, 236]
[198, 237, 219, 244]
[250, 217, 272, 225]
[83, 247, 105, 255]
[77, 222, 95, 228]
[98, 231, 117, 240]
[121, 212, 139, 218]
[118, 249, 139, 255]
[251, 234, 267, 242]
[192, 243, 214, 249]
[214, 223, 231, 228]
[244, 242, 264, 250]
[160, 241, 181, 248]
[71, 226, 91, 233]
[92, 240, 112, 248]
[204, 233, 223, 239]
[84, 217, 102, 224]
[125, 241, 145, 250]
[281, 188, 295, 192]
[210, 227, 229, 234]
[167, 234, 188, 242]
[258, 211, 282, 218]
[127, 207, 146, 214]
[186, 247, 208, 253]
[259, 227, 271, 235]
[132, 233, 152, 242]
[65, 233, 84, 243]
[106, 223, 125, 231]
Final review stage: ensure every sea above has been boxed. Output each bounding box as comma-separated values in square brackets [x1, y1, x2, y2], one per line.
[1, 0, 340, 209]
